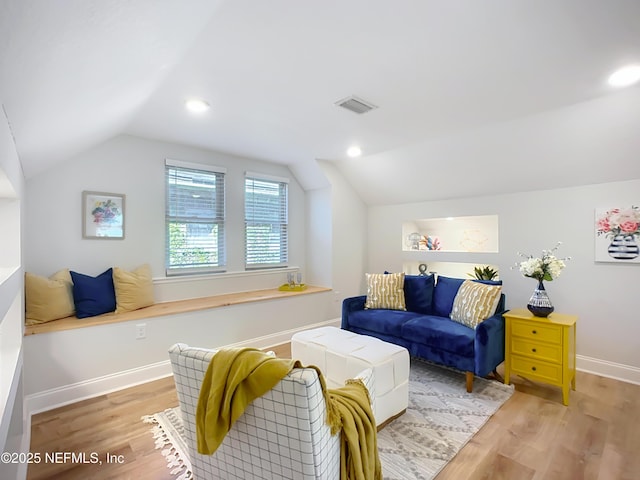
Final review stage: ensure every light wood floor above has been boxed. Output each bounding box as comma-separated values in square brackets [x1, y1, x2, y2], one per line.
[28, 344, 640, 480]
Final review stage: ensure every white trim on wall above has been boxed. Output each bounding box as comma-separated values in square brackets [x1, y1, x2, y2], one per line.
[576, 355, 640, 386]
[165, 158, 227, 174]
[23, 319, 640, 429]
[25, 359, 172, 417]
[24, 318, 341, 417]
[151, 267, 302, 302]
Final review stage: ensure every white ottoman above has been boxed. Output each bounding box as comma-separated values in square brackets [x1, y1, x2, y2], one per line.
[291, 326, 409, 428]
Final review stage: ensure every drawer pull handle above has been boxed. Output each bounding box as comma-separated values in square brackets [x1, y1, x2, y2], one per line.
[532, 330, 537, 334]
[531, 366, 537, 371]
[532, 348, 537, 353]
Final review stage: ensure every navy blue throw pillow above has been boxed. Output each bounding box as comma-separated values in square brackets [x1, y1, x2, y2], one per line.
[70, 268, 116, 318]
[403, 274, 435, 314]
[432, 276, 465, 317]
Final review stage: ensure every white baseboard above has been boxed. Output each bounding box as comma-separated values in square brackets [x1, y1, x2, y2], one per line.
[228, 318, 341, 350]
[577, 354, 640, 385]
[29, 319, 636, 418]
[25, 318, 341, 417]
[25, 360, 173, 416]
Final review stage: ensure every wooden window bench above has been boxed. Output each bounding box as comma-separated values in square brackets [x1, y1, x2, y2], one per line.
[24, 285, 331, 336]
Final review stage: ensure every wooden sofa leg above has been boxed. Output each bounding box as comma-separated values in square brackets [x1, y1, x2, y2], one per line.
[466, 371, 474, 393]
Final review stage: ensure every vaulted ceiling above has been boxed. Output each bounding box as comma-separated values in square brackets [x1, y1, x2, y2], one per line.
[2, 0, 640, 204]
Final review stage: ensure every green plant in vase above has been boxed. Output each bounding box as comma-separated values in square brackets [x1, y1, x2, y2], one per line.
[469, 265, 498, 281]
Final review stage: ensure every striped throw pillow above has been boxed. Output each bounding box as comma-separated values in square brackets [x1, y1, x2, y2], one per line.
[450, 280, 502, 328]
[364, 273, 407, 311]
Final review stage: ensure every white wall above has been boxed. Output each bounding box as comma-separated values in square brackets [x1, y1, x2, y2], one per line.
[368, 179, 640, 383]
[21, 125, 639, 412]
[304, 161, 369, 319]
[23, 291, 336, 412]
[22, 134, 343, 411]
[316, 161, 369, 316]
[0, 108, 28, 479]
[24, 134, 306, 288]
[306, 187, 332, 288]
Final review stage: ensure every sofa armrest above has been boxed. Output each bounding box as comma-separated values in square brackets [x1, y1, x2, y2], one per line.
[474, 309, 506, 377]
[341, 295, 366, 329]
[494, 293, 505, 315]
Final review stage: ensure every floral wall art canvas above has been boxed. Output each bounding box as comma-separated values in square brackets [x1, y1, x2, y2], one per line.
[595, 206, 640, 263]
[82, 191, 125, 239]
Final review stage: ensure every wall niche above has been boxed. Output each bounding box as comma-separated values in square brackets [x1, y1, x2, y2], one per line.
[402, 214, 498, 253]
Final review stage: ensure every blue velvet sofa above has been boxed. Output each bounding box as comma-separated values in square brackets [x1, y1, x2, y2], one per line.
[341, 275, 506, 392]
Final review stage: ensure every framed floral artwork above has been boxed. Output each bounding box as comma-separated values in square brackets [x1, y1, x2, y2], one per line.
[82, 191, 125, 239]
[594, 206, 640, 263]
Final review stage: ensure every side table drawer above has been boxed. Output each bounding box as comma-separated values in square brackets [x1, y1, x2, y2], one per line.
[511, 338, 562, 364]
[512, 319, 562, 344]
[511, 355, 562, 384]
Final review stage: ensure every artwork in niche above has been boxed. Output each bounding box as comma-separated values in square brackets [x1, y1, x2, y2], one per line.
[594, 206, 639, 263]
[419, 235, 441, 250]
[459, 229, 488, 252]
[82, 191, 125, 239]
[402, 215, 498, 253]
[406, 232, 421, 250]
[405, 233, 441, 250]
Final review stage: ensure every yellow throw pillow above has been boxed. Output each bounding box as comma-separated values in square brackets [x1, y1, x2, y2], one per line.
[25, 270, 75, 324]
[450, 280, 502, 328]
[364, 273, 406, 311]
[113, 264, 155, 313]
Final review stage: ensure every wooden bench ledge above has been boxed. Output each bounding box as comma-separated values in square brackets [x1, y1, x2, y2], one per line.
[24, 285, 331, 336]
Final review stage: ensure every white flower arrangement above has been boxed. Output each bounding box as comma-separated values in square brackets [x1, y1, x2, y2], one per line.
[516, 242, 570, 282]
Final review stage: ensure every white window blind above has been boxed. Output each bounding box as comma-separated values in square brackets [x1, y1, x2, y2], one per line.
[245, 173, 288, 269]
[165, 160, 226, 275]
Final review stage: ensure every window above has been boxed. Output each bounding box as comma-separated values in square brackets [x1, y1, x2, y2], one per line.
[165, 159, 226, 275]
[245, 173, 288, 269]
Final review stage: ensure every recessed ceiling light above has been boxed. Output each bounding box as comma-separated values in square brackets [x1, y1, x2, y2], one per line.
[607, 65, 640, 88]
[185, 98, 210, 113]
[347, 146, 362, 158]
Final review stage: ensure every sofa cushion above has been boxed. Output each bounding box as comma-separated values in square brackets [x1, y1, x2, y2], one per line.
[113, 264, 155, 313]
[404, 274, 435, 314]
[431, 276, 464, 317]
[70, 268, 117, 318]
[25, 269, 75, 324]
[400, 316, 475, 357]
[348, 309, 423, 337]
[365, 273, 406, 310]
[450, 280, 502, 328]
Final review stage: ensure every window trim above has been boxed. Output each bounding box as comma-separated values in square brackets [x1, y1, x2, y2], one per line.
[244, 172, 289, 270]
[165, 159, 227, 276]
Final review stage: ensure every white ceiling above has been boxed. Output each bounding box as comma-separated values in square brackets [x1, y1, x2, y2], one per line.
[2, 0, 640, 205]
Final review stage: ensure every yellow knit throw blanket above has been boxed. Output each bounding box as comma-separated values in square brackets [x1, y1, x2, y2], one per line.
[195, 347, 382, 480]
[196, 347, 297, 455]
[328, 379, 382, 480]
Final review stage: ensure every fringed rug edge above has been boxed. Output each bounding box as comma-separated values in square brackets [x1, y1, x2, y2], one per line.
[142, 408, 193, 480]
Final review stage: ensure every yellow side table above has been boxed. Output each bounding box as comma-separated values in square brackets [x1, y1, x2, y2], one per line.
[503, 308, 577, 405]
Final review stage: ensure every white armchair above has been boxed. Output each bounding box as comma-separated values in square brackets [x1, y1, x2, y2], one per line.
[169, 343, 347, 480]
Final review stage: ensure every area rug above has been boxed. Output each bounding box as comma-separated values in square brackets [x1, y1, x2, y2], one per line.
[143, 358, 514, 480]
[141, 406, 192, 480]
[377, 358, 513, 479]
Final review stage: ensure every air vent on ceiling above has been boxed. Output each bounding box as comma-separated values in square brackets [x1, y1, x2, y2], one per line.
[335, 95, 378, 114]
